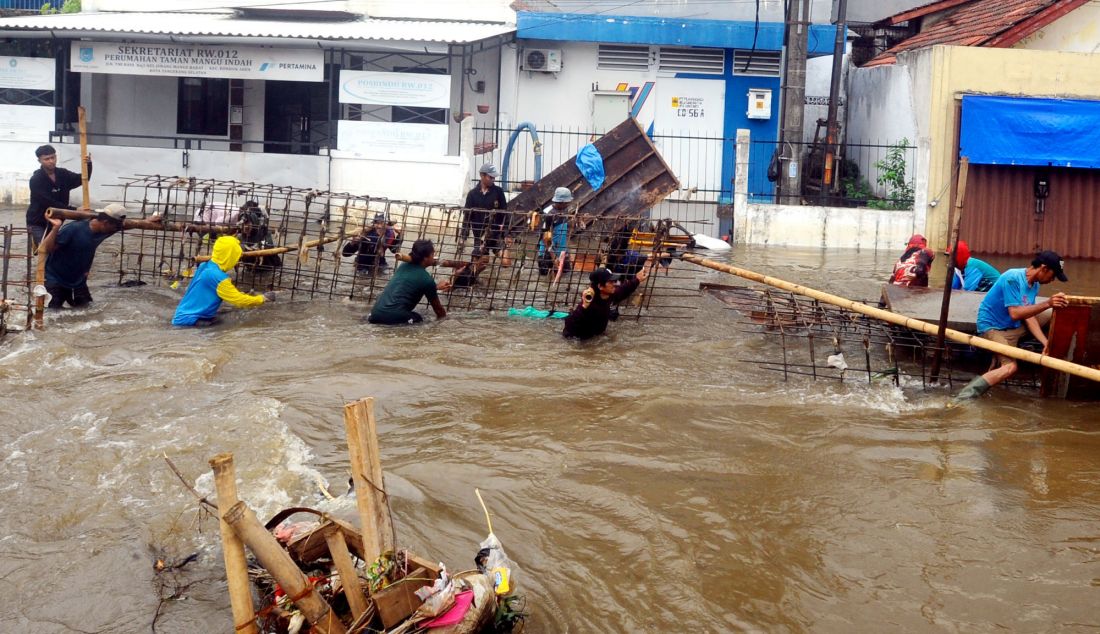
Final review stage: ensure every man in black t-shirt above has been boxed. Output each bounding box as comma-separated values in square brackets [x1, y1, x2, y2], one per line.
[461, 163, 509, 262]
[26, 144, 92, 247]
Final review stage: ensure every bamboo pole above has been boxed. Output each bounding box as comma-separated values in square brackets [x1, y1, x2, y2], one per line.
[209, 454, 259, 634]
[930, 157, 969, 383]
[343, 397, 394, 564]
[45, 207, 233, 234]
[78, 106, 90, 209]
[223, 501, 348, 634]
[681, 253, 1100, 385]
[323, 527, 369, 619]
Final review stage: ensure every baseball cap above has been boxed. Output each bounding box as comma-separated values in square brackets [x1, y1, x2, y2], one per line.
[552, 187, 573, 203]
[96, 203, 127, 224]
[590, 267, 618, 286]
[1034, 250, 1068, 282]
[479, 163, 499, 178]
[906, 234, 927, 249]
[373, 212, 387, 223]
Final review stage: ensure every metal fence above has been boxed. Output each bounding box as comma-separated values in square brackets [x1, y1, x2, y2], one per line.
[473, 124, 730, 236]
[0, 0, 62, 9]
[748, 138, 917, 208]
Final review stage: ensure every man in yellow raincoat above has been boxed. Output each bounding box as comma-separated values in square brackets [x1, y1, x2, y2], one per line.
[172, 235, 274, 326]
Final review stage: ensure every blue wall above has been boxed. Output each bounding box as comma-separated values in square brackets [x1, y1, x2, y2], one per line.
[517, 12, 839, 55]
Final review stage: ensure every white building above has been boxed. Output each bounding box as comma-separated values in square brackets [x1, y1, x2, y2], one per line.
[0, 0, 515, 206]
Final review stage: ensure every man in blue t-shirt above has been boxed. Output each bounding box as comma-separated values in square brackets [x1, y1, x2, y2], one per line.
[40, 204, 126, 309]
[954, 250, 1069, 400]
[948, 240, 1001, 292]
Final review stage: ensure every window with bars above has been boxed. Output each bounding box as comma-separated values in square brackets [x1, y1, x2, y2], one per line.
[658, 46, 724, 75]
[597, 44, 651, 71]
[732, 50, 781, 76]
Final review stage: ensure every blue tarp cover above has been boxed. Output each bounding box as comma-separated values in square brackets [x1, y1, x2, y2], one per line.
[575, 143, 606, 190]
[960, 95, 1100, 168]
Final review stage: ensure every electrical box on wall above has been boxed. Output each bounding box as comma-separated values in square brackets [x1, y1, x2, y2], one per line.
[591, 91, 630, 132]
[522, 48, 563, 72]
[747, 88, 772, 119]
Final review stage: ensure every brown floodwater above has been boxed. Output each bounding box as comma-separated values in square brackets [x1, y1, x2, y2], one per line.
[2, 206, 1100, 632]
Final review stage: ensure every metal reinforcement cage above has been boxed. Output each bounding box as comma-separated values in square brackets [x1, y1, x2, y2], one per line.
[74, 174, 701, 320]
[0, 225, 35, 337]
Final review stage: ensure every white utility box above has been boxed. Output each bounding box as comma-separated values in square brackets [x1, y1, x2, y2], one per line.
[747, 88, 772, 119]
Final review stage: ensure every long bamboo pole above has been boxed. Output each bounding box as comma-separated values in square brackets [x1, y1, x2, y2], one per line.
[343, 397, 394, 564]
[681, 253, 1100, 385]
[223, 501, 348, 634]
[45, 207, 234, 234]
[78, 105, 90, 209]
[930, 157, 969, 382]
[209, 454, 259, 634]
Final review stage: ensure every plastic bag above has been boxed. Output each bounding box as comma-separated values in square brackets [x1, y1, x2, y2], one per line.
[475, 533, 515, 595]
[414, 564, 455, 619]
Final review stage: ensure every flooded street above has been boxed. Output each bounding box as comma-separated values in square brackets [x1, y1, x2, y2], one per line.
[2, 206, 1100, 632]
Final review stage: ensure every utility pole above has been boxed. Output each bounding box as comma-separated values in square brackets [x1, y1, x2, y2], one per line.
[821, 0, 848, 203]
[778, 0, 810, 204]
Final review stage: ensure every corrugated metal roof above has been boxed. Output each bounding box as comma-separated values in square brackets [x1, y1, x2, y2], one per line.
[0, 11, 515, 44]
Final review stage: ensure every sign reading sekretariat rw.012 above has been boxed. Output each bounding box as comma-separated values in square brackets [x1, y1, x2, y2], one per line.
[70, 42, 324, 82]
[338, 70, 451, 108]
[0, 57, 55, 91]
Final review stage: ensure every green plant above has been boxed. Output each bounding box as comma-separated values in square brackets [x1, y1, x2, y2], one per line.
[871, 138, 914, 210]
[40, 0, 80, 15]
[842, 176, 873, 204]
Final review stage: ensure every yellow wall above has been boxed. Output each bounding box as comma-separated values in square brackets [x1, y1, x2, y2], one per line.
[924, 45, 1100, 246]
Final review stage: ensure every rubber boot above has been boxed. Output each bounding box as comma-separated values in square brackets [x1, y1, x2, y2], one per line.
[951, 376, 991, 405]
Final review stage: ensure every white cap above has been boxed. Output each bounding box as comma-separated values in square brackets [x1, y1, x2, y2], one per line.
[551, 187, 573, 203]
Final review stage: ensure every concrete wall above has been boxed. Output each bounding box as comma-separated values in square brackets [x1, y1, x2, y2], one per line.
[922, 45, 1100, 247]
[0, 140, 471, 208]
[739, 201, 914, 249]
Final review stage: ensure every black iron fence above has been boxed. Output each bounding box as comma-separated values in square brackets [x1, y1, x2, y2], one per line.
[749, 138, 916, 208]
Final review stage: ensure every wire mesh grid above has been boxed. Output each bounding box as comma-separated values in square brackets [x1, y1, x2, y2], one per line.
[700, 283, 1040, 391]
[82, 175, 702, 319]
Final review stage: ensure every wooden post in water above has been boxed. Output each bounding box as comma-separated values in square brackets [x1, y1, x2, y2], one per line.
[343, 397, 394, 563]
[223, 500, 348, 634]
[209, 453, 259, 634]
[929, 157, 969, 383]
[324, 526, 369, 619]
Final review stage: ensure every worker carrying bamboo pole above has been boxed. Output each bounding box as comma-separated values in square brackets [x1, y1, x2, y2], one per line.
[954, 250, 1070, 401]
[26, 144, 92, 247]
[171, 235, 276, 327]
[38, 204, 123, 309]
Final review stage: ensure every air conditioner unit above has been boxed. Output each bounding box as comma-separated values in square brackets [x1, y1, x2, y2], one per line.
[522, 48, 562, 72]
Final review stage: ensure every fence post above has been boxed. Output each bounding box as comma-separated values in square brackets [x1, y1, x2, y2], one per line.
[733, 128, 750, 244]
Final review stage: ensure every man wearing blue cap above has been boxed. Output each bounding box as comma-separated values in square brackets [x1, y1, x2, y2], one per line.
[563, 263, 651, 340]
[954, 250, 1069, 400]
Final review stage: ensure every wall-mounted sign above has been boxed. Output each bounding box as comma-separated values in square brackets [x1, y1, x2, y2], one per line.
[338, 120, 449, 157]
[70, 42, 323, 82]
[338, 70, 451, 108]
[0, 57, 55, 91]
[0, 105, 55, 142]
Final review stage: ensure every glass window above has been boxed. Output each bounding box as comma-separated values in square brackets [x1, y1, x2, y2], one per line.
[177, 77, 229, 135]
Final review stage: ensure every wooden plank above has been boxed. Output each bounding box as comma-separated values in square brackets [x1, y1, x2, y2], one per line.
[324, 527, 369, 619]
[371, 566, 431, 629]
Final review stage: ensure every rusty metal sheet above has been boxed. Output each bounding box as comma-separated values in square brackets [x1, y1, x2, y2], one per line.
[506, 117, 680, 219]
[963, 163, 1100, 259]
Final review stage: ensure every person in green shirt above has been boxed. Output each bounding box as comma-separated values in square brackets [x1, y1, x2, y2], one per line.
[366, 239, 448, 325]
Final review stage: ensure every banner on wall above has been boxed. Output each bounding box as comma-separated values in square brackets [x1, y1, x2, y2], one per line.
[0, 57, 55, 91]
[338, 70, 451, 108]
[0, 105, 55, 142]
[70, 42, 323, 81]
[338, 120, 449, 156]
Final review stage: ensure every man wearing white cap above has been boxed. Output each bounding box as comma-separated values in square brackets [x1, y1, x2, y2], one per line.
[538, 186, 574, 277]
[39, 203, 126, 308]
[462, 163, 508, 258]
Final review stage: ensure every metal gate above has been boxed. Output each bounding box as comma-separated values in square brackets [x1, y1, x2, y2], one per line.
[963, 163, 1100, 259]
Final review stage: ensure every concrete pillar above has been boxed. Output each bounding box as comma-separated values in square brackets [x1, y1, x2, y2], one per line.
[733, 128, 750, 244]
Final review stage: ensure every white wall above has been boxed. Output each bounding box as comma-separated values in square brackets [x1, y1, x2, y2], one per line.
[0, 140, 471, 208]
[1014, 4, 1100, 53]
[739, 202, 914, 249]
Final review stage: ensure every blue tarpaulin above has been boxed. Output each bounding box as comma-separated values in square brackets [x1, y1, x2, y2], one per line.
[960, 95, 1100, 168]
[575, 144, 606, 190]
